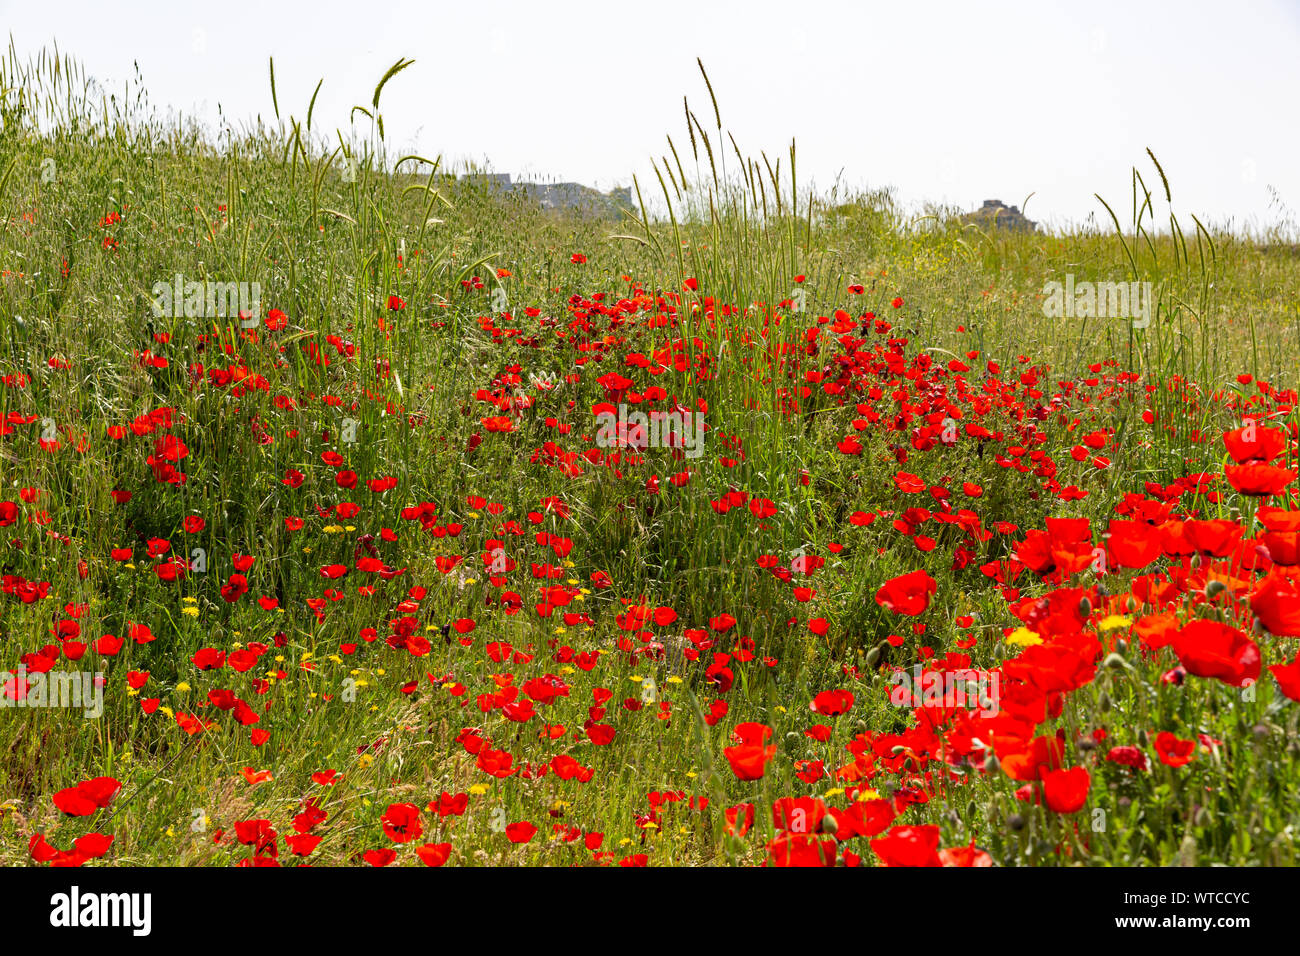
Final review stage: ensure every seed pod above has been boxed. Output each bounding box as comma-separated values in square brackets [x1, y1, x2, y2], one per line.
[987, 794, 1003, 822]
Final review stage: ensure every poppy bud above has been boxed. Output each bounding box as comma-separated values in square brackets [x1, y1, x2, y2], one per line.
[1193, 806, 1211, 828]
[1007, 813, 1026, 832]
[983, 754, 999, 774]
[1114, 638, 1127, 654]
[1103, 653, 1126, 670]
[820, 813, 838, 836]
[864, 647, 881, 669]
[1206, 580, 1227, 599]
[1138, 729, 1149, 747]
[1178, 834, 1198, 866]
[1077, 736, 1095, 752]
[1078, 597, 1092, 617]
[1098, 692, 1111, 712]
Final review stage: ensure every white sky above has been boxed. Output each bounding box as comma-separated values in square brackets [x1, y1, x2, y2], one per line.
[4, 0, 1299, 234]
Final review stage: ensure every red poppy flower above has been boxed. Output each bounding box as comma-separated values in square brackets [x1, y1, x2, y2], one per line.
[54, 777, 122, 816]
[870, 825, 942, 867]
[1041, 766, 1090, 813]
[766, 832, 837, 867]
[1225, 463, 1296, 496]
[381, 803, 423, 844]
[505, 821, 538, 844]
[724, 723, 776, 780]
[724, 802, 755, 837]
[1106, 519, 1162, 568]
[1269, 654, 1300, 701]
[1153, 732, 1196, 768]
[939, 841, 994, 867]
[875, 569, 938, 616]
[1105, 746, 1149, 771]
[1171, 619, 1261, 687]
[586, 724, 616, 745]
[810, 689, 854, 716]
[1223, 423, 1288, 463]
[1250, 572, 1300, 636]
[416, 842, 453, 866]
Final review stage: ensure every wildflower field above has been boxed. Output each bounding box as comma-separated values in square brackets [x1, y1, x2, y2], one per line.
[3, 46, 1300, 871]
